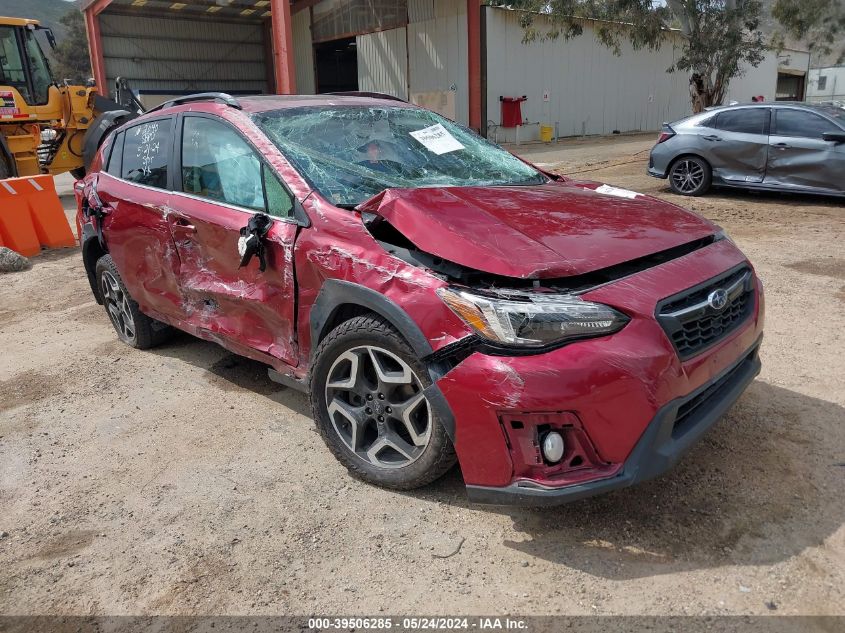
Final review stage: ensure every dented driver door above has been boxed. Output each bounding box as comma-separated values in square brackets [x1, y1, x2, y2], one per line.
[167, 113, 300, 367]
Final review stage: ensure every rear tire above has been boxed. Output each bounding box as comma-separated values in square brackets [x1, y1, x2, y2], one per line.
[95, 254, 172, 349]
[668, 156, 712, 196]
[310, 315, 457, 490]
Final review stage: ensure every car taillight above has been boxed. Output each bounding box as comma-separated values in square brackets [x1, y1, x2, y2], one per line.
[656, 126, 675, 144]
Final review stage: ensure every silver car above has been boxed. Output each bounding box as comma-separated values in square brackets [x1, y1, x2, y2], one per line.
[648, 103, 845, 197]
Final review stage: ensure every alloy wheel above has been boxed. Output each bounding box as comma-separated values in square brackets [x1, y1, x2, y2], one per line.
[101, 270, 136, 341]
[324, 345, 432, 469]
[671, 159, 705, 193]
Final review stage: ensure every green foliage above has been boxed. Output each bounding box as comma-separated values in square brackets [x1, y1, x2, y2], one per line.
[772, 0, 844, 63]
[491, 1, 768, 108]
[673, 1, 766, 108]
[0, 0, 78, 41]
[507, 1, 670, 53]
[50, 8, 91, 84]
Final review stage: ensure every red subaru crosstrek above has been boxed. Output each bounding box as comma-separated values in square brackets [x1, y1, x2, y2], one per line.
[76, 93, 764, 505]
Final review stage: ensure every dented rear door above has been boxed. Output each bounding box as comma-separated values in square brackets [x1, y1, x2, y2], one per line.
[168, 113, 299, 366]
[705, 107, 770, 184]
[98, 116, 189, 321]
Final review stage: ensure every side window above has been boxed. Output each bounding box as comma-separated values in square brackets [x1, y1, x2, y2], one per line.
[122, 119, 171, 189]
[181, 116, 294, 218]
[715, 109, 768, 135]
[105, 132, 124, 177]
[774, 109, 839, 139]
[263, 164, 294, 219]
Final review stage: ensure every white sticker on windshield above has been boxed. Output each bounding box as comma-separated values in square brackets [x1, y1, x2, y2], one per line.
[593, 184, 640, 199]
[409, 123, 465, 155]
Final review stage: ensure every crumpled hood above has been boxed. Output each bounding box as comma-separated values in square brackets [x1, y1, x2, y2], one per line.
[357, 180, 718, 278]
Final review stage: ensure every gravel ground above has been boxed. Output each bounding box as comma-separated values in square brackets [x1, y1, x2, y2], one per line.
[1, 137, 843, 619]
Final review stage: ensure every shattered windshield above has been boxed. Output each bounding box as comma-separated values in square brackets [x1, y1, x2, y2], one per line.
[253, 106, 546, 206]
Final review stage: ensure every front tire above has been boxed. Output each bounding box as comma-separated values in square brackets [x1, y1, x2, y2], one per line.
[668, 156, 712, 196]
[310, 315, 457, 490]
[95, 255, 172, 349]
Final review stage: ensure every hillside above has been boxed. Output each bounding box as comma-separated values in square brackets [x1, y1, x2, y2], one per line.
[0, 0, 80, 41]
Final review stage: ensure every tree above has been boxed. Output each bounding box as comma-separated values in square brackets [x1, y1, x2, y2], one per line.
[493, 1, 767, 110]
[772, 0, 845, 64]
[50, 9, 92, 84]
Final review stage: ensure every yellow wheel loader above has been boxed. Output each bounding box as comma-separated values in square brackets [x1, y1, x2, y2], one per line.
[0, 16, 140, 181]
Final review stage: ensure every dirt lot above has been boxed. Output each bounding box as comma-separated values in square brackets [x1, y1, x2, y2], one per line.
[1, 136, 843, 618]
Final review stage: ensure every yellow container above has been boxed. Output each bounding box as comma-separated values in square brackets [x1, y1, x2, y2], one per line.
[540, 124, 554, 143]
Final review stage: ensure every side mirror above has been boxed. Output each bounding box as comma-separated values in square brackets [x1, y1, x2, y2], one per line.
[822, 131, 845, 143]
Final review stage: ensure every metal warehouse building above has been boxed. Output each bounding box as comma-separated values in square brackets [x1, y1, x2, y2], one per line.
[82, 0, 806, 140]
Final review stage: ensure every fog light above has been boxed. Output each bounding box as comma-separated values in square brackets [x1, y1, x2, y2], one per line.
[541, 431, 565, 463]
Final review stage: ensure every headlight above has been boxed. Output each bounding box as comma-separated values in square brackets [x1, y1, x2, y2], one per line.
[437, 287, 629, 348]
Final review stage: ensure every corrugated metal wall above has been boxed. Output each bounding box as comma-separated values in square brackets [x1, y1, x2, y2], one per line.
[485, 7, 690, 141]
[351, 1, 467, 124]
[357, 28, 409, 99]
[408, 0, 435, 23]
[293, 9, 316, 94]
[311, 0, 408, 42]
[99, 12, 268, 99]
[407, 0, 468, 125]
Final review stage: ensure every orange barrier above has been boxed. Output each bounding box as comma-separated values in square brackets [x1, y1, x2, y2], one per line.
[0, 179, 41, 257]
[23, 176, 76, 249]
[0, 175, 77, 256]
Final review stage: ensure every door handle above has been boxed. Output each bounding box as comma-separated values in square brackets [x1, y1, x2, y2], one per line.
[171, 217, 197, 235]
[774, 142, 790, 150]
[702, 135, 722, 141]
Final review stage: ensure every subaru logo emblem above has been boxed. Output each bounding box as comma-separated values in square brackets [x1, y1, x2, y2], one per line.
[708, 288, 728, 311]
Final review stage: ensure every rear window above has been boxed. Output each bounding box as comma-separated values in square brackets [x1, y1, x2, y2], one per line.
[105, 132, 124, 177]
[121, 119, 170, 189]
[715, 108, 768, 135]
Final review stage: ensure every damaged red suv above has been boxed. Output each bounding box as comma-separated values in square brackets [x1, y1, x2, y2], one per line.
[76, 93, 764, 505]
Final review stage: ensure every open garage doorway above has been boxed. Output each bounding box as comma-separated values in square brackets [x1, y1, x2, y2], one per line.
[315, 37, 358, 93]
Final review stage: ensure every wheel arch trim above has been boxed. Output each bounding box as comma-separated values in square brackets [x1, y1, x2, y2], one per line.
[309, 279, 434, 361]
[668, 152, 712, 172]
[308, 280, 455, 441]
[81, 225, 107, 304]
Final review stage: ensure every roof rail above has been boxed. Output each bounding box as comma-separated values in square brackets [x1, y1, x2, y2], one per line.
[325, 91, 408, 103]
[148, 92, 242, 113]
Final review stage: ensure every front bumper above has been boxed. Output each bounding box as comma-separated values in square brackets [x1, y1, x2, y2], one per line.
[465, 337, 761, 506]
[431, 239, 764, 503]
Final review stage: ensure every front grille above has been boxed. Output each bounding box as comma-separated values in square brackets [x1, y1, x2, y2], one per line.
[657, 265, 755, 360]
